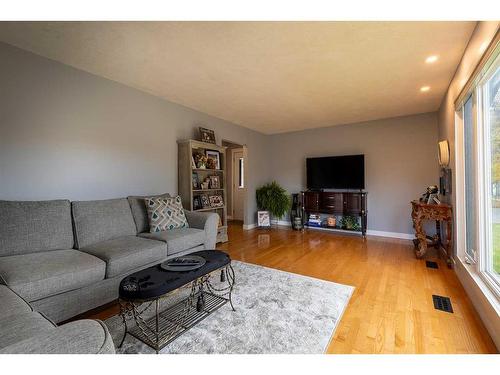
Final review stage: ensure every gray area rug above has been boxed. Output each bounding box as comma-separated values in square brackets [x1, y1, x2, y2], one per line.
[105, 261, 354, 354]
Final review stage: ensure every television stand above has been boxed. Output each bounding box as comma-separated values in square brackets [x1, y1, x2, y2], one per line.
[301, 191, 367, 237]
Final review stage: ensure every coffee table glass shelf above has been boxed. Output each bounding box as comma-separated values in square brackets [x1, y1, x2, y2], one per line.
[118, 250, 235, 353]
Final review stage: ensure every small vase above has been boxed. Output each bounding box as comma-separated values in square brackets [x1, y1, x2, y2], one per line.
[197, 163, 206, 169]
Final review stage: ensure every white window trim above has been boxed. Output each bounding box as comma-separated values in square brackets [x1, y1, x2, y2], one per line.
[455, 93, 479, 265]
[455, 109, 468, 262]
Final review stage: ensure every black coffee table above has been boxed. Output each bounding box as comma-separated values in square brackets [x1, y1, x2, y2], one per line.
[118, 250, 235, 353]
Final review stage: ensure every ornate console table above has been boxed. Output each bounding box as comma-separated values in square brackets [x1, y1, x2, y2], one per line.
[411, 200, 453, 268]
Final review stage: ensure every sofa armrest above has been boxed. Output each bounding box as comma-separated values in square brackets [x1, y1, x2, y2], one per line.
[184, 210, 219, 249]
[0, 319, 115, 354]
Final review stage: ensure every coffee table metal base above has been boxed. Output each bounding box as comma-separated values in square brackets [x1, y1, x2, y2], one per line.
[118, 264, 235, 353]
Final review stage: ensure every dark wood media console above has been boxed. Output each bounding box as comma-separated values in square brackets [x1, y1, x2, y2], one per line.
[301, 191, 367, 236]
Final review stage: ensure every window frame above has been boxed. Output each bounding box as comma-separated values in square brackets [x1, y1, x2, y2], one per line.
[455, 43, 500, 300]
[477, 53, 500, 294]
[460, 93, 479, 264]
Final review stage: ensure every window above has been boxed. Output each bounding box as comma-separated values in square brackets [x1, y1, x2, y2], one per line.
[456, 44, 500, 299]
[479, 58, 500, 286]
[238, 157, 244, 188]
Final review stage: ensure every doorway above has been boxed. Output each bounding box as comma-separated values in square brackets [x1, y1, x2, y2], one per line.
[222, 140, 247, 227]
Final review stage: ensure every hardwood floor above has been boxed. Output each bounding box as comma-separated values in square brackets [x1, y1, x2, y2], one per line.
[219, 223, 497, 353]
[85, 222, 497, 354]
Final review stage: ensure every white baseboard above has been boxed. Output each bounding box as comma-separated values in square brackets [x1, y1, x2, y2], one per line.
[271, 220, 413, 240]
[272, 220, 292, 226]
[366, 230, 414, 240]
[244, 220, 413, 240]
[243, 220, 290, 230]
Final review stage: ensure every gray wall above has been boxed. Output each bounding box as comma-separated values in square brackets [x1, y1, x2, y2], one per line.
[0, 42, 271, 225]
[0, 41, 438, 233]
[268, 113, 439, 235]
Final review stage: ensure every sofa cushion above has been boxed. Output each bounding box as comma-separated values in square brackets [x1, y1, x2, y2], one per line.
[145, 196, 189, 233]
[0, 285, 32, 319]
[0, 250, 106, 301]
[0, 200, 74, 256]
[128, 193, 170, 234]
[139, 228, 205, 256]
[0, 311, 55, 350]
[0, 319, 115, 354]
[80, 236, 168, 278]
[72, 198, 137, 249]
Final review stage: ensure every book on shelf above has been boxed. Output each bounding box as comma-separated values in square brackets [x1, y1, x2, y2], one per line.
[307, 222, 322, 227]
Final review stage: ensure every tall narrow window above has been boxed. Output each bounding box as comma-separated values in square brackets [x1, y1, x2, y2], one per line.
[238, 157, 244, 188]
[457, 45, 500, 299]
[481, 60, 500, 283]
[464, 95, 477, 262]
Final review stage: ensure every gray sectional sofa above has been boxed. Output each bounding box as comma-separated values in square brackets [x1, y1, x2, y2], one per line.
[0, 194, 219, 353]
[0, 285, 115, 354]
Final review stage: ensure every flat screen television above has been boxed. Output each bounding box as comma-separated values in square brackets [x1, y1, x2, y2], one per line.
[306, 155, 365, 190]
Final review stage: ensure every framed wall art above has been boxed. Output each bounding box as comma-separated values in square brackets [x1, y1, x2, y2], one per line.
[199, 127, 216, 144]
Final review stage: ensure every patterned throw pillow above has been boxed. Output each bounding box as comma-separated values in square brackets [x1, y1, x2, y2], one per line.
[145, 196, 189, 232]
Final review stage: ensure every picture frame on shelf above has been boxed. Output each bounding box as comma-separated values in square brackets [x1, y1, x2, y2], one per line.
[209, 195, 224, 208]
[209, 175, 220, 189]
[199, 127, 216, 144]
[194, 152, 208, 169]
[193, 195, 203, 210]
[200, 194, 210, 208]
[257, 211, 271, 228]
[201, 178, 210, 190]
[205, 150, 220, 169]
[191, 155, 196, 169]
[192, 173, 199, 189]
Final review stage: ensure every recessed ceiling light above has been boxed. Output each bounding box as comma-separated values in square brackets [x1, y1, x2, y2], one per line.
[425, 55, 439, 64]
[420, 86, 431, 92]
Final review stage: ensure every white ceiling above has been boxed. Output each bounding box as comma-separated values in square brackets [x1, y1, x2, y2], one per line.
[0, 22, 476, 134]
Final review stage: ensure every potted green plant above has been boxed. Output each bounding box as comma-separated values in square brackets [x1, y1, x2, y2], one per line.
[341, 216, 360, 231]
[256, 181, 291, 225]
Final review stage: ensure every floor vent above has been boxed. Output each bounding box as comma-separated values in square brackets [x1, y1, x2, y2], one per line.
[432, 295, 453, 313]
[426, 261, 439, 269]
